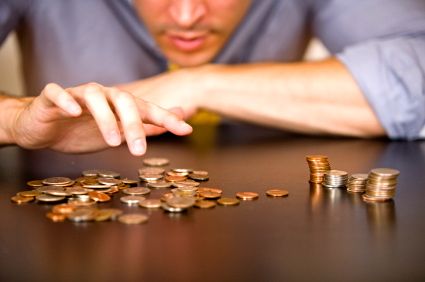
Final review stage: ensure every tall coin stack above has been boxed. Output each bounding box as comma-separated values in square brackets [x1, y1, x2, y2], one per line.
[347, 173, 368, 193]
[363, 168, 400, 202]
[323, 170, 348, 188]
[306, 155, 331, 184]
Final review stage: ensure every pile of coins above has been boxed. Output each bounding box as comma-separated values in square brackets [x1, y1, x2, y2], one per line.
[306, 155, 331, 184]
[11, 157, 289, 224]
[347, 174, 368, 193]
[363, 168, 400, 202]
[323, 170, 348, 188]
[306, 155, 400, 203]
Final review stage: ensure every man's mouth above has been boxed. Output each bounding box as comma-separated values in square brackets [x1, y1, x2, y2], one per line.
[166, 32, 208, 52]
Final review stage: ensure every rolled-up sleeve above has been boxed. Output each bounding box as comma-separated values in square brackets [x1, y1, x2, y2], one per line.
[313, 0, 425, 139]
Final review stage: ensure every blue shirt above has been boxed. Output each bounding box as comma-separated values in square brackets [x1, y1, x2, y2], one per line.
[0, 0, 424, 139]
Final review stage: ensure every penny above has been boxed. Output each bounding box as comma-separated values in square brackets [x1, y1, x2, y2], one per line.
[143, 157, 170, 167]
[194, 200, 216, 209]
[165, 175, 187, 182]
[139, 173, 164, 182]
[43, 186, 72, 197]
[197, 187, 223, 195]
[88, 191, 111, 202]
[172, 180, 200, 188]
[11, 195, 34, 204]
[236, 192, 259, 200]
[147, 181, 172, 189]
[139, 167, 165, 175]
[118, 214, 149, 224]
[17, 190, 41, 197]
[217, 197, 240, 206]
[82, 170, 100, 177]
[97, 177, 122, 186]
[120, 195, 146, 205]
[46, 212, 66, 222]
[160, 192, 174, 202]
[27, 180, 44, 188]
[67, 208, 97, 222]
[166, 170, 188, 177]
[52, 203, 76, 214]
[139, 199, 162, 209]
[188, 173, 209, 181]
[122, 187, 151, 196]
[97, 170, 120, 178]
[166, 197, 196, 209]
[198, 190, 221, 199]
[121, 178, 139, 186]
[68, 198, 97, 207]
[266, 189, 289, 197]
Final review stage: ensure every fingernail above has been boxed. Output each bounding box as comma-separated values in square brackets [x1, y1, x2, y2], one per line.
[68, 103, 81, 115]
[179, 121, 193, 132]
[108, 130, 121, 146]
[132, 138, 146, 155]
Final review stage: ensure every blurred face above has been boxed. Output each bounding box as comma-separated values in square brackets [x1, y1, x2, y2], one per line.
[134, 0, 252, 67]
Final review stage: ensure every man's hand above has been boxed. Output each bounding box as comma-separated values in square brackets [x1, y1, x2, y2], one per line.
[3, 82, 192, 155]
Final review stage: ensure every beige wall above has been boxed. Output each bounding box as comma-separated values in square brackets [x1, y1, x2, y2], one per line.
[0, 34, 329, 97]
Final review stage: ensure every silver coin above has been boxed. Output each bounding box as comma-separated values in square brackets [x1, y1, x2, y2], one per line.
[66, 186, 91, 195]
[161, 203, 186, 213]
[139, 173, 164, 182]
[43, 186, 73, 197]
[143, 157, 170, 167]
[120, 195, 146, 205]
[188, 173, 209, 181]
[36, 194, 65, 202]
[42, 177, 73, 186]
[81, 170, 100, 177]
[97, 170, 120, 178]
[122, 187, 151, 196]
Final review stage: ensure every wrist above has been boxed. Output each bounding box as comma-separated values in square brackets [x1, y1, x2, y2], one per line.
[0, 95, 30, 145]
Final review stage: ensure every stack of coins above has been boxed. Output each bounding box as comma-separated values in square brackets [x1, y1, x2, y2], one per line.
[363, 168, 400, 202]
[323, 170, 348, 188]
[347, 173, 368, 193]
[306, 155, 331, 184]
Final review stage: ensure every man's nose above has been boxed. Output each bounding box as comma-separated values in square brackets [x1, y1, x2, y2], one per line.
[169, 0, 207, 28]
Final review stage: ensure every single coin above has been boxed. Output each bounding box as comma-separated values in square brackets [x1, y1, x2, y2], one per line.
[160, 192, 174, 202]
[52, 203, 77, 214]
[172, 168, 193, 173]
[42, 177, 73, 186]
[11, 195, 34, 204]
[122, 187, 151, 196]
[266, 189, 289, 197]
[166, 170, 189, 177]
[166, 196, 196, 209]
[46, 212, 66, 222]
[118, 213, 149, 224]
[121, 178, 139, 186]
[198, 190, 221, 199]
[36, 194, 65, 203]
[139, 167, 165, 175]
[236, 192, 259, 200]
[197, 187, 223, 194]
[17, 190, 41, 197]
[165, 175, 187, 182]
[172, 180, 200, 188]
[97, 177, 122, 186]
[27, 180, 44, 188]
[120, 195, 146, 205]
[147, 181, 172, 189]
[43, 186, 72, 197]
[194, 200, 216, 209]
[67, 208, 97, 222]
[82, 169, 100, 177]
[370, 168, 400, 177]
[143, 157, 170, 167]
[139, 199, 162, 209]
[88, 191, 111, 202]
[217, 197, 240, 206]
[139, 173, 164, 182]
[188, 173, 209, 181]
[97, 170, 120, 178]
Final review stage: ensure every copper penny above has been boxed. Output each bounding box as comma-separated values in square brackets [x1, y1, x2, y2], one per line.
[236, 192, 259, 200]
[266, 189, 289, 197]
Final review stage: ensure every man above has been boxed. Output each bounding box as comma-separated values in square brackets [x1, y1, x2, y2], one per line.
[0, 0, 424, 156]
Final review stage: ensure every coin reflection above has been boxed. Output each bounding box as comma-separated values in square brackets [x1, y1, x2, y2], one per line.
[365, 200, 396, 238]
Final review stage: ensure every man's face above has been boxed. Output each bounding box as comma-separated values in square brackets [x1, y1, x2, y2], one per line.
[134, 0, 252, 67]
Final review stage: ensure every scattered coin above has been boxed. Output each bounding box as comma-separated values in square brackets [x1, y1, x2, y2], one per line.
[17, 190, 41, 197]
[161, 203, 186, 213]
[97, 170, 120, 178]
[42, 177, 73, 186]
[36, 194, 66, 203]
[166, 197, 196, 209]
[11, 195, 34, 204]
[266, 189, 289, 197]
[194, 200, 216, 209]
[139, 199, 162, 209]
[139, 167, 165, 175]
[98, 177, 122, 186]
[120, 195, 146, 205]
[82, 170, 100, 177]
[147, 181, 172, 189]
[88, 191, 111, 202]
[118, 213, 149, 224]
[46, 212, 66, 222]
[122, 187, 151, 196]
[217, 197, 240, 206]
[27, 180, 44, 188]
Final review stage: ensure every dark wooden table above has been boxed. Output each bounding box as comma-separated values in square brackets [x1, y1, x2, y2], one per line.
[0, 123, 424, 281]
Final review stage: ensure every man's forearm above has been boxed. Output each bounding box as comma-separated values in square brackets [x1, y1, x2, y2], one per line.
[197, 58, 385, 137]
[0, 93, 29, 144]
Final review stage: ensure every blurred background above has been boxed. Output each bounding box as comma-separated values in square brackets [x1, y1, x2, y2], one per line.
[0, 32, 329, 96]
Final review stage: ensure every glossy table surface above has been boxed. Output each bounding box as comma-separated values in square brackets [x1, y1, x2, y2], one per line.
[0, 123, 424, 282]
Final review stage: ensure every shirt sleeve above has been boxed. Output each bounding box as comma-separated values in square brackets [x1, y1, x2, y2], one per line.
[0, 0, 29, 44]
[312, 0, 425, 139]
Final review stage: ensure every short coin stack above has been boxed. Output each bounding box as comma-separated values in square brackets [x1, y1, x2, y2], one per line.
[306, 155, 331, 184]
[347, 173, 368, 193]
[323, 170, 348, 188]
[363, 168, 400, 202]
